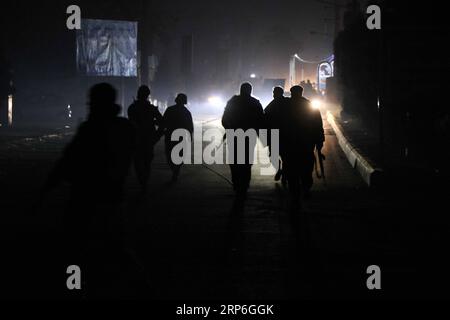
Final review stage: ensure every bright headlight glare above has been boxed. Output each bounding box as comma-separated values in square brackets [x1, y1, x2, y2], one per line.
[311, 99, 322, 110]
[208, 96, 223, 107]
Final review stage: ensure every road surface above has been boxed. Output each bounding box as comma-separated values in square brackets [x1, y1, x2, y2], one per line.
[0, 115, 447, 299]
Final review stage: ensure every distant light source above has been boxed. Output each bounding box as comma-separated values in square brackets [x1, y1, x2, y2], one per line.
[208, 96, 224, 107]
[8, 95, 13, 126]
[311, 99, 322, 110]
[250, 73, 256, 79]
[68, 105, 72, 118]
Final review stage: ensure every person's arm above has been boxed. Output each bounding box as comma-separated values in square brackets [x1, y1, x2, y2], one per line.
[154, 107, 165, 140]
[222, 100, 233, 129]
[154, 107, 163, 126]
[255, 100, 265, 132]
[42, 124, 86, 194]
[127, 104, 136, 123]
[161, 109, 169, 130]
[314, 110, 325, 150]
[187, 112, 194, 136]
[263, 103, 274, 149]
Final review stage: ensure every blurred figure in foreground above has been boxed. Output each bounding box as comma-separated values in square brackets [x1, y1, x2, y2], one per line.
[44, 83, 135, 227]
[161, 93, 193, 182]
[281, 85, 324, 207]
[41, 83, 136, 297]
[264, 86, 288, 186]
[128, 85, 163, 192]
[222, 83, 264, 198]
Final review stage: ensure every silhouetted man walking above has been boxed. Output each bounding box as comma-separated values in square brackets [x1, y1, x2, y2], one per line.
[41, 83, 136, 296]
[44, 83, 135, 229]
[265, 86, 288, 184]
[128, 85, 163, 192]
[161, 93, 193, 182]
[281, 85, 324, 205]
[40, 83, 139, 296]
[222, 82, 264, 198]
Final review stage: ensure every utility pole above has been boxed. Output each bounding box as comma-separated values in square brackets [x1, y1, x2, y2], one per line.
[139, 0, 149, 86]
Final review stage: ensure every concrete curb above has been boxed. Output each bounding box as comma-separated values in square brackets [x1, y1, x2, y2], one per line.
[326, 111, 383, 187]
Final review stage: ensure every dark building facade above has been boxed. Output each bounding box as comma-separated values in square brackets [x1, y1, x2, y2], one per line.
[334, 0, 450, 174]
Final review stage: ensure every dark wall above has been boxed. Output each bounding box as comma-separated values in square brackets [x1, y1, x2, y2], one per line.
[334, 0, 450, 171]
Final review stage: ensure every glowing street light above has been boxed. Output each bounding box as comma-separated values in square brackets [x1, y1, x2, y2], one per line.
[250, 73, 256, 79]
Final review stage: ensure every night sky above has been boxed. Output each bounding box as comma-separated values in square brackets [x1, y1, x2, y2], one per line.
[0, 0, 345, 124]
[2, 0, 334, 84]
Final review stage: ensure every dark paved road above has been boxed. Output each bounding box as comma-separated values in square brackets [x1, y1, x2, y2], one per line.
[0, 115, 448, 300]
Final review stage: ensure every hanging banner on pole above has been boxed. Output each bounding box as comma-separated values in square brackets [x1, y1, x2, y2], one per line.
[76, 19, 138, 77]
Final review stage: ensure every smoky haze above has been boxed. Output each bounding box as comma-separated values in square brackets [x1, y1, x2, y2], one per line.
[1, 0, 333, 125]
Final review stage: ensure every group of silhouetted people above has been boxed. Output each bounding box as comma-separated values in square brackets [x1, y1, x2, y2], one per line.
[223, 82, 324, 207]
[126, 81, 324, 208]
[36, 81, 324, 296]
[127, 86, 193, 189]
[42, 81, 324, 232]
[40, 83, 194, 237]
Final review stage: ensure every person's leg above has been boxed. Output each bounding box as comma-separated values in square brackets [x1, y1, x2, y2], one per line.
[280, 158, 288, 187]
[134, 149, 146, 189]
[283, 156, 302, 208]
[165, 142, 177, 179]
[287, 166, 301, 198]
[235, 165, 249, 199]
[148, 147, 155, 177]
[300, 150, 315, 198]
[171, 144, 185, 181]
[230, 164, 249, 197]
[240, 141, 255, 193]
[230, 164, 242, 191]
[141, 147, 154, 188]
[229, 165, 236, 190]
[172, 164, 182, 181]
[243, 164, 252, 191]
[275, 158, 283, 181]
